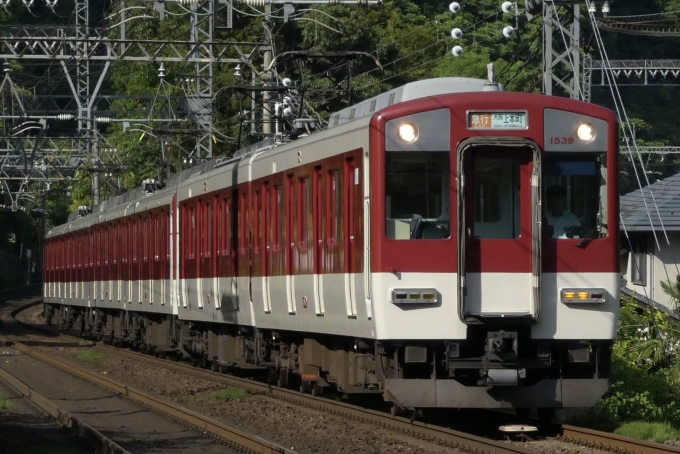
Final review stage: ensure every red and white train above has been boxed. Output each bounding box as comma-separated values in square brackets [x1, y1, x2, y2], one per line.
[43, 76, 619, 415]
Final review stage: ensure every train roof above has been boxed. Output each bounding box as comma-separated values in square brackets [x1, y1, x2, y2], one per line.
[327, 77, 501, 129]
[61, 77, 497, 226]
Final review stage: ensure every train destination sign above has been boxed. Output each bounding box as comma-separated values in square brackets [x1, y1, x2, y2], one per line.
[467, 111, 527, 129]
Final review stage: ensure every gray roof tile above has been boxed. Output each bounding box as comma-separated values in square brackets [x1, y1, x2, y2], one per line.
[621, 173, 680, 231]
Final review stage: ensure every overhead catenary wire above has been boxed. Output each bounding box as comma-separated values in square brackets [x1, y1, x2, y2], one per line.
[586, 0, 680, 290]
[585, 1, 665, 248]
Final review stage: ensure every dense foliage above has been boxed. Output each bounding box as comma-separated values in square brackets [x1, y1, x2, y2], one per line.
[578, 296, 680, 432]
[0, 0, 677, 214]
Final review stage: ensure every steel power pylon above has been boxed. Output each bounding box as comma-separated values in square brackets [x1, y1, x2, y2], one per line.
[542, 0, 581, 99]
[0, 0, 255, 211]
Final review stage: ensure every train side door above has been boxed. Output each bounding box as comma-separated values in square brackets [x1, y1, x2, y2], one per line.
[344, 157, 358, 317]
[268, 178, 286, 314]
[457, 139, 541, 321]
[313, 166, 324, 315]
[250, 185, 272, 313]
[286, 174, 296, 313]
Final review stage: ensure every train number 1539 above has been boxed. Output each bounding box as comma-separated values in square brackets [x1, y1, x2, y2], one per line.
[549, 136, 574, 145]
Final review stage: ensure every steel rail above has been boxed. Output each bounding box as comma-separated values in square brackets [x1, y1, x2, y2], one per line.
[9, 301, 541, 454]
[561, 424, 680, 454]
[21, 301, 680, 454]
[95, 345, 539, 454]
[1, 339, 295, 454]
[0, 366, 130, 454]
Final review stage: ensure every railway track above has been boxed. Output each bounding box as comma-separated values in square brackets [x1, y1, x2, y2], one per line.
[0, 284, 42, 303]
[560, 425, 680, 454]
[8, 298, 680, 454]
[0, 365, 130, 454]
[1, 340, 295, 454]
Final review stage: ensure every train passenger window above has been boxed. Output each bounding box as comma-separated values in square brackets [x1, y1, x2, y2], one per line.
[254, 190, 260, 253]
[133, 221, 139, 263]
[239, 193, 246, 253]
[216, 198, 222, 255]
[473, 158, 521, 239]
[328, 170, 341, 244]
[155, 215, 161, 261]
[385, 151, 450, 240]
[205, 202, 213, 258]
[273, 186, 283, 250]
[298, 177, 312, 247]
[222, 199, 233, 256]
[543, 153, 607, 239]
[189, 207, 196, 259]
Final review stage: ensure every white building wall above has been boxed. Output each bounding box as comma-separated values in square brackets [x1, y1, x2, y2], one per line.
[622, 231, 680, 313]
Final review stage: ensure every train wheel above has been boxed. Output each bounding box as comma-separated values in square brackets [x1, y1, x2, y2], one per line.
[311, 383, 323, 397]
[277, 370, 288, 388]
[515, 407, 531, 419]
[406, 409, 422, 422]
[536, 407, 555, 422]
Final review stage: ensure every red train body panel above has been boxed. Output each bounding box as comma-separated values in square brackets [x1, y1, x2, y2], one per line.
[44, 77, 619, 413]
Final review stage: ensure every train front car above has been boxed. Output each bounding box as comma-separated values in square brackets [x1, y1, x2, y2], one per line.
[369, 84, 619, 413]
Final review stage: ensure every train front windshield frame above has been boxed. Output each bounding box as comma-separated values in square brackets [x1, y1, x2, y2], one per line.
[543, 152, 608, 239]
[384, 151, 451, 240]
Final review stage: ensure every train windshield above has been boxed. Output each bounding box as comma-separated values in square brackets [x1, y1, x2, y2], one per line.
[385, 151, 450, 240]
[543, 153, 608, 239]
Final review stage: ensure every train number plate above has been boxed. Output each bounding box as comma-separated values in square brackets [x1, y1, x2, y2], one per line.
[467, 112, 527, 130]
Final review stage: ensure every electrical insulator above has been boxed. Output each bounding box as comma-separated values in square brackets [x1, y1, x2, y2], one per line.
[452, 46, 464, 57]
[56, 114, 74, 121]
[96, 117, 112, 124]
[503, 25, 515, 39]
[449, 2, 460, 13]
[451, 28, 463, 39]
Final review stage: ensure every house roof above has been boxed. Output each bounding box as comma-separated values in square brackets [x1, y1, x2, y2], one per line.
[620, 172, 680, 232]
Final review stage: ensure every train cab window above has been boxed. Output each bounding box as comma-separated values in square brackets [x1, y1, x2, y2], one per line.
[543, 153, 607, 239]
[385, 151, 450, 240]
[473, 158, 521, 239]
[273, 186, 283, 250]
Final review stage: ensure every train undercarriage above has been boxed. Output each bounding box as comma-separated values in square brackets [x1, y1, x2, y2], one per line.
[44, 303, 612, 414]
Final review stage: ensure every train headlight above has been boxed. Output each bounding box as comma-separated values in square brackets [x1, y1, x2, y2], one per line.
[397, 123, 419, 144]
[392, 288, 438, 304]
[561, 288, 605, 304]
[576, 122, 596, 142]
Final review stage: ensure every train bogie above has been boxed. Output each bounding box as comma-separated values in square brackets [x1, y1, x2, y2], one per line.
[45, 76, 619, 412]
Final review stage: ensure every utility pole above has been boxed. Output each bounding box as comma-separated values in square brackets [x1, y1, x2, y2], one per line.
[262, 3, 273, 136]
[543, 1, 581, 99]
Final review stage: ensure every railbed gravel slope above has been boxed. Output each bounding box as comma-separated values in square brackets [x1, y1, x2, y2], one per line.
[0, 377, 93, 454]
[43, 345, 615, 454]
[19, 304, 615, 454]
